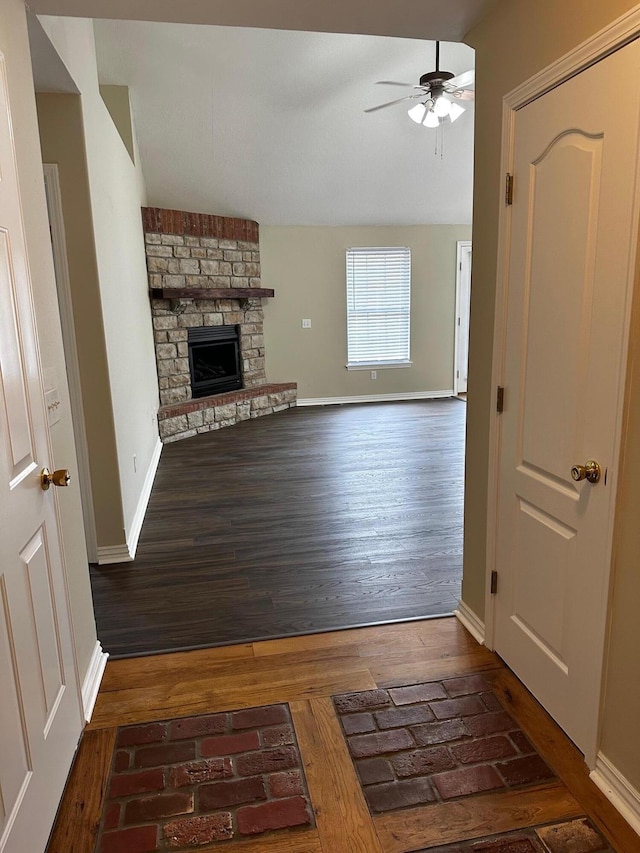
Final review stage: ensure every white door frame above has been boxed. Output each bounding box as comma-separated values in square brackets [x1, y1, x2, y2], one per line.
[485, 5, 640, 768]
[43, 164, 98, 564]
[454, 240, 472, 394]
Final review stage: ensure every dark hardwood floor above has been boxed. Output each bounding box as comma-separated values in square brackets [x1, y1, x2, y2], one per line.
[90, 399, 465, 657]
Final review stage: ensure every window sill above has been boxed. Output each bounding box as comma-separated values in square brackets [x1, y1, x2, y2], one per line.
[346, 361, 413, 371]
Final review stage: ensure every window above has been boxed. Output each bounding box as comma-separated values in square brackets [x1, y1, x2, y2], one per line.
[346, 247, 411, 369]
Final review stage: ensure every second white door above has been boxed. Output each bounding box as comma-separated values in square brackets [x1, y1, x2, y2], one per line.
[494, 38, 640, 755]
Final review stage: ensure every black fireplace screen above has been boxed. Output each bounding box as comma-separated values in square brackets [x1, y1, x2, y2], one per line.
[187, 325, 242, 397]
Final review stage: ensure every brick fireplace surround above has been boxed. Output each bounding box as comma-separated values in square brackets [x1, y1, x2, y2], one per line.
[143, 208, 296, 443]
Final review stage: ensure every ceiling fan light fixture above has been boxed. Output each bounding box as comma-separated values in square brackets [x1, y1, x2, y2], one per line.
[423, 109, 440, 128]
[449, 102, 465, 122]
[366, 40, 474, 139]
[407, 102, 428, 124]
[433, 95, 451, 118]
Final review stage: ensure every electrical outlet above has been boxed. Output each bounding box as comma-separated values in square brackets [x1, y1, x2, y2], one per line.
[302, 318, 312, 329]
[371, 370, 377, 380]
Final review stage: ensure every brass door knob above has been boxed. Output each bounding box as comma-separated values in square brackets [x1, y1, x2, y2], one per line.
[570, 460, 601, 484]
[40, 468, 71, 490]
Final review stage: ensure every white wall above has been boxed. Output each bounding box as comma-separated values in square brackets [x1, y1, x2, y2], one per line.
[38, 16, 160, 554]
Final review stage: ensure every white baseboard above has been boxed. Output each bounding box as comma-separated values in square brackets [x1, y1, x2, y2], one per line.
[454, 600, 485, 645]
[96, 439, 162, 565]
[296, 390, 455, 407]
[126, 438, 162, 559]
[590, 753, 640, 836]
[96, 544, 132, 564]
[81, 641, 108, 722]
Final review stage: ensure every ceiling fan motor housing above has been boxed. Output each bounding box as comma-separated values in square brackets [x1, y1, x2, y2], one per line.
[419, 70, 455, 88]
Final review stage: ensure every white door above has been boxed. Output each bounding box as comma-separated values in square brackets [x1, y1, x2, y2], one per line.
[494, 39, 640, 755]
[454, 241, 472, 394]
[0, 54, 83, 852]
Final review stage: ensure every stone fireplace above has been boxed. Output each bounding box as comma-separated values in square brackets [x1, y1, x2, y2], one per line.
[144, 207, 296, 442]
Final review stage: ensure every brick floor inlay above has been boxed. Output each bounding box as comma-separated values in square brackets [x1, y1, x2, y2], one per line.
[417, 817, 614, 851]
[333, 675, 557, 814]
[96, 703, 313, 851]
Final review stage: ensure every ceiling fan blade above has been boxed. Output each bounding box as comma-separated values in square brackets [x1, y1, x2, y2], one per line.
[376, 80, 422, 88]
[364, 94, 425, 113]
[452, 90, 475, 101]
[449, 69, 475, 90]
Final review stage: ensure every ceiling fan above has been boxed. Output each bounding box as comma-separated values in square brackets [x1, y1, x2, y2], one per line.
[365, 41, 475, 127]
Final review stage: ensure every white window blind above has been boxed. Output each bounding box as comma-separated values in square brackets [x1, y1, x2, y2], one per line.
[346, 247, 411, 367]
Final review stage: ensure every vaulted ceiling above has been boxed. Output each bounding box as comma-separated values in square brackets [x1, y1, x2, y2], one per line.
[93, 21, 475, 225]
[30, 0, 490, 226]
[30, 0, 495, 42]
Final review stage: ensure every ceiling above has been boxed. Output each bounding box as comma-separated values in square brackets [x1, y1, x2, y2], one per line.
[92, 21, 475, 226]
[30, 0, 495, 43]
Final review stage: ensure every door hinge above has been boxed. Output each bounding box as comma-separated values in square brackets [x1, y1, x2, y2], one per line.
[456, 370, 460, 378]
[505, 173, 514, 205]
[490, 570, 498, 594]
[496, 386, 505, 413]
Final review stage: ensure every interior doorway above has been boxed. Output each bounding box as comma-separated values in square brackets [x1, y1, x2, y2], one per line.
[454, 240, 472, 395]
[43, 164, 98, 563]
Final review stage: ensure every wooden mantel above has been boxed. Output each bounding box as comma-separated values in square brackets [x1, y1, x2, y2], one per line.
[150, 287, 275, 300]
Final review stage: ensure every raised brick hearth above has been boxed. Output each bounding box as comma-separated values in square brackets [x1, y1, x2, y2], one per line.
[333, 675, 556, 815]
[96, 703, 313, 852]
[144, 207, 297, 443]
[158, 383, 297, 443]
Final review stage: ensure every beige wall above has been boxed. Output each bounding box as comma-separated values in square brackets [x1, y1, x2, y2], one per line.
[1, 0, 97, 676]
[261, 225, 471, 400]
[465, 0, 640, 787]
[600, 247, 640, 786]
[36, 92, 125, 547]
[99, 84, 135, 163]
[38, 16, 161, 550]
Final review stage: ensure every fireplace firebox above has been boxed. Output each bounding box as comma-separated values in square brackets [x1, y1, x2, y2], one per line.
[187, 325, 242, 398]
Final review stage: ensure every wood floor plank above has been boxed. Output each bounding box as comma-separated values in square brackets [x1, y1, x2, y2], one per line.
[374, 783, 583, 853]
[253, 618, 478, 660]
[291, 698, 384, 853]
[253, 622, 430, 658]
[101, 645, 375, 695]
[414, 616, 477, 645]
[372, 647, 500, 687]
[89, 668, 377, 729]
[100, 619, 482, 697]
[196, 828, 322, 852]
[90, 401, 465, 657]
[100, 642, 255, 692]
[105, 643, 368, 684]
[100, 647, 366, 694]
[487, 667, 640, 853]
[46, 728, 116, 853]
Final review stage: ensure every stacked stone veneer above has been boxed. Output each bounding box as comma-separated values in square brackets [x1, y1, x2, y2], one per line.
[143, 208, 296, 443]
